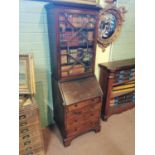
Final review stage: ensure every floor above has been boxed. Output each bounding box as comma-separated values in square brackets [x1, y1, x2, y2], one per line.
[43, 109, 135, 155]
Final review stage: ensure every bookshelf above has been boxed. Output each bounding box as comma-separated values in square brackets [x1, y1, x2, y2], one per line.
[99, 59, 135, 120]
[46, 3, 101, 82]
[46, 3, 103, 146]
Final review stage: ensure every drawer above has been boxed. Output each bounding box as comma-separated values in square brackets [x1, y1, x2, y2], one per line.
[66, 119, 99, 137]
[66, 97, 101, 112]
[66, 103, 100, 123]
[66, 110, 100, 129]
[66, 102, 101, 118]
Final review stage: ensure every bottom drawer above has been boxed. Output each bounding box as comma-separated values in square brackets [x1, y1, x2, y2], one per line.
[66, 120, 99, 137]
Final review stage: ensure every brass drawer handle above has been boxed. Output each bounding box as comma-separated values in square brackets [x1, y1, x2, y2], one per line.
[74, 119, 78, 123]
[91, 98, 99, 103]
[73, 111, 81, 115]
[74, 104, 78, 107]
[90, 113, 94, 116]
[89, 122, 93, 125]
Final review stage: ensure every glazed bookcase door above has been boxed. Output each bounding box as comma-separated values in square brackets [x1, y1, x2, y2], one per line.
[58, 11, 97, 79]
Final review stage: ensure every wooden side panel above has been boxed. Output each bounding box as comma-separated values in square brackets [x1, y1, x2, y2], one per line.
[52, 78, 66, 137]
[46, 8, 59, 80]
[99, 67, 109, 119]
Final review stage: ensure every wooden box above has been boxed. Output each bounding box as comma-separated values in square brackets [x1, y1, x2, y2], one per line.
[19, 54, 45, 155]
[52, 76, 103, 146]
[99, 59, 135, 121]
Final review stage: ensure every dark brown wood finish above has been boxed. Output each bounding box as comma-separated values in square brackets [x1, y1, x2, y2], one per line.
[46, 3, 101, 82]
[46, 3, 103, 146]
[99, 58, 135, 121]
[52, 76, 103, 146]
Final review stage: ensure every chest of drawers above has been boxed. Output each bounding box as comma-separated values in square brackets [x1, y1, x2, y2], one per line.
[19, 99, 45, 155]
[99, 59, 135, 121]
[53, 76, 103, 146]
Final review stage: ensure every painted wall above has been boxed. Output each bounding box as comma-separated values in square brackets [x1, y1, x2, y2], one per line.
[110, 0, 135, 61]
[19, 0, 53, 127]
[19, 0, 134, 127]
[95, 0, 135, 79]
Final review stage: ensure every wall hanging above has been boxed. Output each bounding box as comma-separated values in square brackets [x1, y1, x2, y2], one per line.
[97, 6, 126, 50]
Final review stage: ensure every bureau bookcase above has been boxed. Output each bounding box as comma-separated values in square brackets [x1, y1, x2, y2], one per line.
[46, 2, 103, 146]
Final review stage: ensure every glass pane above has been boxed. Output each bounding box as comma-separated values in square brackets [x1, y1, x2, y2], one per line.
[59, 12, 96, 78]
[19, 60, 28, 88]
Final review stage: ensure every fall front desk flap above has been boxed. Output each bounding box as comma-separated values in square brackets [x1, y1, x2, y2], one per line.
[59, 76, 103, 105]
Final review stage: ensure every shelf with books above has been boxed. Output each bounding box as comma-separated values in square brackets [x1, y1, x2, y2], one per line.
[109, 102, 135, 115]
[113, 79, 135, 87]
[60, 44, 94, 49]
[99, 59, 135, 121]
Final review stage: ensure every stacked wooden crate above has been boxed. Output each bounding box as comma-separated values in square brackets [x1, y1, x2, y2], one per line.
[19, 99, 45, 155]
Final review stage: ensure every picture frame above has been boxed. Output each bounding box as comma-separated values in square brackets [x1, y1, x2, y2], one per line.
[97, 6, 126, 50]
[19, 54, 36, 95]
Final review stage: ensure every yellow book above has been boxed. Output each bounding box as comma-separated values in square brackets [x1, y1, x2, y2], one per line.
[112, 88, 135, 98]
[113, 83, 135, 91]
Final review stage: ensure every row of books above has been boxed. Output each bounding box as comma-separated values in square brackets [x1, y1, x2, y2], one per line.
[112, 80, 135, 97]
[114, 69, 135, 83]
[61, 64, 85, 77]
[60, 41, 93, 48]
[60, 48, 93, 64]
[110, 92, 135, 107]
[59, 31, 94, 42]
[59, 14, 96, 28]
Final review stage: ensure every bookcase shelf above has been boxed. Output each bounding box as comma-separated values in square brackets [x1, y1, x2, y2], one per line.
[60, 44, 94, 50]
[109, 102, 135, 116]
[113, 78, 135, 87]
[99, 59, 135, 121]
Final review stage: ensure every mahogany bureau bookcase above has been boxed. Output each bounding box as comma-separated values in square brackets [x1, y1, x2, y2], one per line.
[99, 59, 135, 121]
[46, 2, 103, 146]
